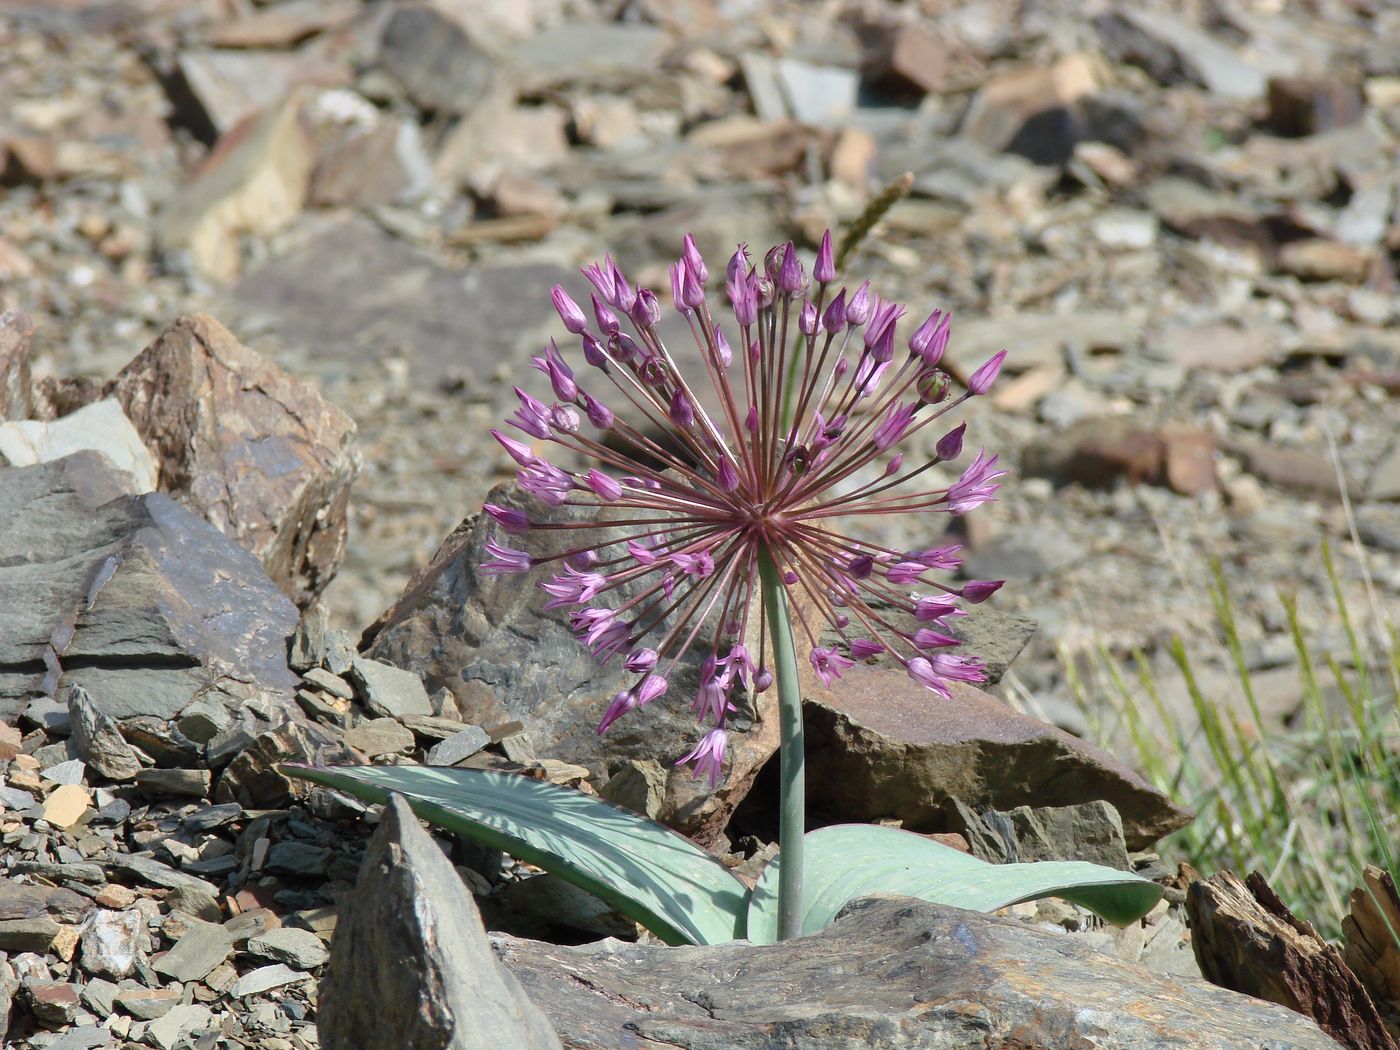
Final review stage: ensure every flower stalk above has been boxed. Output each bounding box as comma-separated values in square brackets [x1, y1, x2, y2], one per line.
[758, 545, 804, 941]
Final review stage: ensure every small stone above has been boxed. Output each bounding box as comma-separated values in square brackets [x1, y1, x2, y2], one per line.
[858, 21, 946, 98]
[961, 54, 1098, 165]
[80, 977, 119, 1016]
[79, 909, 143, 979]
[1366, 441, 1400, 502]
[342, 717, 415, 758]
[0, 722, 22, 761]
[116, 984, 182, 1020]
[399, 714, 470, 741]
[265, 840, 333, 877]
[229, 962, 309, 998]
[50, 923, 79, 961]
[1278, 239, 1373, 283]
[164, 884, 223, 923]
[134, 768, 211, 797]
[349, 656, 433, 719]
[288, 604, 328, 672]
[246, 927, 329, 969]
[25, 980, 80, 1027]
[0, 916, 60, 952]
[426, 726, 490, 767]
[302, 667, 354, 699]
[147, 1003, 212, 1050]
[1160, 425, 1218, 496]
[40, 757, 86, 785]
[93, 885, 138, 909]
[1267, 76, 1364, 137]
[152, 922, 233, 983]
[176, 699, 231, 744]
[599, 760, 666, 820]
[68, 685, 143, 781]
[41, 784, 91, 829]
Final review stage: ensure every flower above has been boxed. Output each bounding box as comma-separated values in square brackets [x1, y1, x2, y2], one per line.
[490, 234, 1006, 782]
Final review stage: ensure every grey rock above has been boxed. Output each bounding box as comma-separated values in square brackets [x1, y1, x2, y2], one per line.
[146, 1003, 212, 1050]
[184, 802, 242, 832]
[108, 855, 218, 899]
[348, 656, 432, 719]
[0, 309, 34, 420]
[265, 840, 333, 877]
[962, 526, 1088, 582]
[504, 875, 636, 940]
[0, 916, 60, 952]
[288, 603, 327, 672]
[24, 979, 81, 1027]
[0, 879, 90, 922]
[23, 694, 70, 734]
[79, 977, 119, 1016]
[507, 23, 667, 93]
[229, 962, 308, 998]
[426, 725, 490, 767]
[152, 921, 233, 982]
[39, 756, 85, 784]
[400, 714, 471, 741]
[363, 485, 779, 845]
[342, 716, 415, 758]
[163, 883, 222, 923]
[68, 685, 142, 781]
[1097, 9, 1270, 99]
[302, 666, 353, 700]
[1367, 440, 1400, 501]
[377, 4, 495, 115]
[79, 908, 143, 978]
[115, 985, 181, 1020]
[598, 759, 666, 820]
[246, 926, 329, 970]
[0, 452, 299, 722]
[175, 698, 231, 744]
[947, 799, 1133, 871]
[500, 896, 1341, 1049]
[214, 719, 337, 808]
[0, 397, 157, 492]
[134, 768, 210, 797]
[1357, 506, 1400, 552]
[775, 58, 859, 126]
[319, 793, 561, 1050]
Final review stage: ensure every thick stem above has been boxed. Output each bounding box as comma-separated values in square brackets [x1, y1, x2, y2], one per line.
[758, 545, 804, 941]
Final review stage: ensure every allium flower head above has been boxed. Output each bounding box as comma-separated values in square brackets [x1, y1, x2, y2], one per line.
[490, 234, 1008, 784]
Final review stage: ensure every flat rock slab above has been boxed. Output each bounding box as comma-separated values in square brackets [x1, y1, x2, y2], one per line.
[0, 451, 299, 721]
[223, 216, 572, 392]
[499, 895, 1342, 1049]
[801, 662, 1190, 849]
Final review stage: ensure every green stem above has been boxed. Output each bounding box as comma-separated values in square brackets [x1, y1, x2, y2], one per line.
[758, 545, 804, 941]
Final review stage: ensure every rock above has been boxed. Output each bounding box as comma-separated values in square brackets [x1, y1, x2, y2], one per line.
[306, 94, 434, 209]
[342, 717, 415, 758]
[0, 879, 90, 923]
[0, 310, 35, 420]
[134, 768, 211, 797]
[245, 927, 328, 970]
[156, 95, 314, 282]
[146, 1003, 212, 1050]
[265, 840, 333, 877]
[961, 54, 1098, 165]
[1227, 439, 1355, 500]
[0, 916, 60, 952]
[426, 725, 490, 767]
[79, 908, 143, 978]
[24, 980, 80, 1027]
[856, 21, 946, 100]
[800, 663, 1190, 849]
[506, 22, 667, 93]
[1369, 442, 1400, 502]
[1278, 239, 1375, 283]
[962, 526, 1086, 581]
[349, 656, 432, 719]
[598, 759, 666, 820]
[108, 855, 218, 900]
[288, 604, 328, 672]
[1268, 76, 1364, 137]
[302, 667, 353, 700]
[1190, 870, 1388, 1049]
[152, 921, 233, 983]
[223, 216, 574, 392]
[0, 452, 300, 722]
[115, 985, 181, 1020]
[1160, 424, 1218, 496]
[376, 4, 495, 115]
[1097, 9, 1269, 100]
[948, 799, 1133, 870]
[172, 49, 348, 139]
[67, 685, 143, 781]
[364, 485, 780, 844]
[499, 895, 1341, 1048]
[1150, 322, 1289, 374]
[0, 398, 157, 491]
[99, 313, 359, 609]
[1024, 417, 1166, 488]
[319, 794, 561, 1050]
[40, 784, 90, 828]
[229, 962, 309, 998]
[774, 59, 859, 126]
[214, 720, 332, 808]
[503, 875, 636, 940]
[164, 883, 222, 924]
[206, 1, 358, 49]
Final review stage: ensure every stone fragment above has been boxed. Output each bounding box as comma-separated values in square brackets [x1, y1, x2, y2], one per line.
[504, 875, 636, 940]
[1097, 9, 1269, 99]
[0, 310, 35, 420]
[302, 667, 353, 699]
[146, 1003, 212, 1050]
[1160, 425, 1218, 496]
[41, 783, 90, 828]
[246, 927, 329, 969]
[152, 921, 233, 982]
[1268, 76, 1364, 137]
[0, 398, 157, 491]
[174, 49, 348, 138]
[426, 725, 491, 767]
[1369, 442, 1400, 502]
[364, 484, 779, 844]
[109, 855, 218, 899]
[214, 721, 331, 808]
[0, 452, 300, 722]
[229, 962, 309, 998]
[948, 799, 1132, 870]
[306, 94, 434, 208]
[80, 977, 119, 1016]
[176, 698, 231, 744]
[116, 985, 181, 1020]
[1227, 439, 1355, 500]
[376, 4, 495, 114]
[342, 717, 414, 758]
[1278, 239, 1374, 283]
[79, 908, 143, 979]
[857, 21, 946, 98]
[774, 59, 859, 126]
[319, 794, 561, 1050]
[0, 721, 20, 760]
[1150, 322, 1288, 373]
[801, 663, 1190, 849]
[349, 656, 433, 719]
[501, 895, 1339, 1048]
[288, 604, 328, 672]
[265, 840, 333, 877]
[507, 22, 667, 93]
[961, 54, 1098, 165]
[0, 916, 60, 952]
[134, 768, 211, 797]
[207, 0, 357, 49]
[1024, 417, 1166, 489]
[67, 685, 143, 781]
[24, 980, 80, 1027]
[156, 95, 314, 282]
[598, 760, 666, 820]
[0, 879, 90, 922]
[164, 883, 222, 924]
[100, 313, 359, 608]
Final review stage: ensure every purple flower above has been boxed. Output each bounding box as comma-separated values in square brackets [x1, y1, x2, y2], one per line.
[961, 579, 1004, 603]
[967, 349, 1007, 395]
[481, 541, 532, 576]
[493, 233, 1009, 763]
[676, 727, 727, 787]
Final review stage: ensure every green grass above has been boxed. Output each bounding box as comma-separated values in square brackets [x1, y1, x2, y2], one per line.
[1063, 540, 1400, 940]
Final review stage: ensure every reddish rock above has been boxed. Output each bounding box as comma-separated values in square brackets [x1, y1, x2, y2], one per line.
[24, 981, 80, 1027]
[1267, 76, 1364, 137]
[800, 662, 1191, 849]
[102, 314, 359, 607]
[1161, 424, 1218, 495]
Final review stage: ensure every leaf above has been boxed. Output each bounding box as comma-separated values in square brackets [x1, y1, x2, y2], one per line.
[746, 824, 1163, 944]
[282, 763, 749, 947]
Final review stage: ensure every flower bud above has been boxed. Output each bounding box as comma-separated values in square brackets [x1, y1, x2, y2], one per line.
[916, 367, 950, 404]
[630, 288, 661, 328]
[551, 285, 588, 334]
[669, 389, 695, 428]
[682, 232, 708, 283]
[726, 243, 749, 283]
[763, 243, 785, 280]
[814, 229, 836, 284]
[967, 349, 1007, 395]
[798, 300, 818, 336]
[581, 332, 608, 368]
[581, 393, 613, 430]
[777, 240, 807, 296]
[936, 422, 966, 461]
[845, 281, 872, 326]
[592, 294, 620, 335]
[549, 404, 580, 433]
[822, 288, 847, 331]
[909, 309, 950, 365]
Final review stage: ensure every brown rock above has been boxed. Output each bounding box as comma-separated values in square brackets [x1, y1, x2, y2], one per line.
[0, 722, 20, 761]
[828, 126, 876, 189]
[1024, 417, 1166, 488]
[800, 662, 1190, 849]
[1268, 76, 1365, 137]
[206, 0, 359, 49]
[214, 720, 336, 808]
[1227, 439, 1356, 500]
[0, 310, 34, 420]
[961, 53, 1098, 165]
[1189, 870, 1394, 1050]
[1278, 239, 1375, 283]
[156, 95, 314, 282]
[858, 22, 947, 99]
[1160, 425, 1218, 495]
[40, 784, 90, 829]
[102, 314, 359, 607]
[24, 981, 80, 1027]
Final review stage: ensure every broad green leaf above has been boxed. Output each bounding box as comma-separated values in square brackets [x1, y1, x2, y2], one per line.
[282, 764, 748, 947]
[746, 823, 1163, 944]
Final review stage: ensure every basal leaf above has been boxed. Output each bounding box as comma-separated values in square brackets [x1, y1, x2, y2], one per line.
[283, 763, 748, 946]
[746, 823, 1163, 944]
